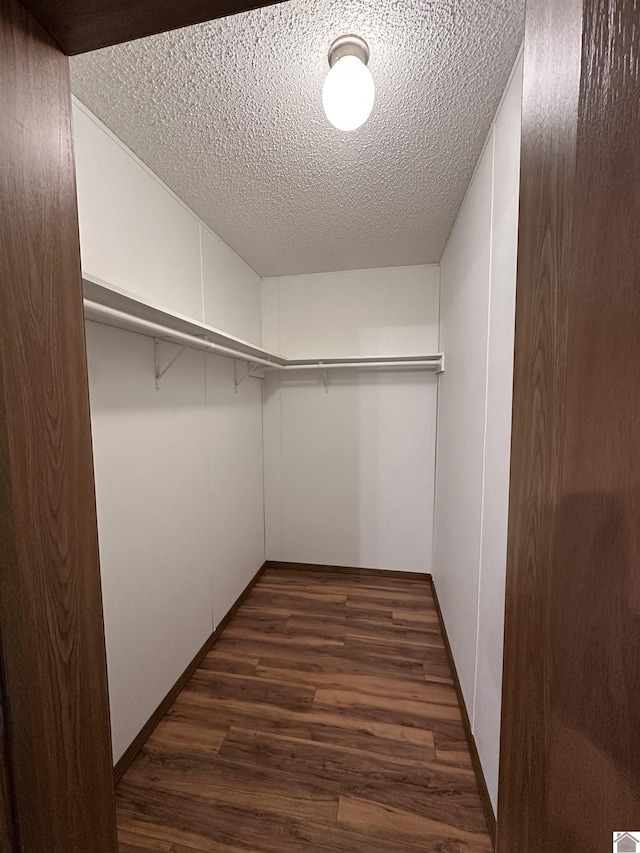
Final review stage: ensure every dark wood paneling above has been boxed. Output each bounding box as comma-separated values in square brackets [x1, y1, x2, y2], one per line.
[0, 0, 117, 849]
[497, 0, 583, 847]
[430, 580, 495, 846]
[498, 0, 640, 849]
[547, 0, 640, 843]
[115, 567, 492, 852]
[114, 561, 268, 782]
[19, 0, 290, 55]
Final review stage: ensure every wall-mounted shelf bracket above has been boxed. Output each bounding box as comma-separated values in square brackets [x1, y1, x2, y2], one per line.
[234, 361, 266, 392]
[154, 338, 186, 390]
[234, 359, 250, 392]
[319, 362, 330, 393]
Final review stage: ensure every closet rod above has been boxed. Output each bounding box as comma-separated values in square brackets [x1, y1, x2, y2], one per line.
[83, 299, 285, 370]
[278, 360, 442, 371]
[84, 299, 444, 373]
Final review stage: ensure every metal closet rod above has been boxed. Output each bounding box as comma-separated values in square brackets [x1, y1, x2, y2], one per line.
[277, 360, 441, 371]
[83, 299, 442, 372]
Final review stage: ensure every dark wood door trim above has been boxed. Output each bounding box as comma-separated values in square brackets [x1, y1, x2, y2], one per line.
[498, 0, 640, 848]
[0, 0, 117, 848]
[19, 0, 291, 55]
[497, 0, 583, 847]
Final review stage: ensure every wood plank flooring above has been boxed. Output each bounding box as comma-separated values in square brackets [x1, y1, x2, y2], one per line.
[116, 568, 492, 852]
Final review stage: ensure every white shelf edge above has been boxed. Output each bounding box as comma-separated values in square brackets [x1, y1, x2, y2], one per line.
[82, 272, 286, 364]
[82, 273, 445, 374]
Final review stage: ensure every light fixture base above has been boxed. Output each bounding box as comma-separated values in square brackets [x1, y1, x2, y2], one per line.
[327, 34, 370, 69]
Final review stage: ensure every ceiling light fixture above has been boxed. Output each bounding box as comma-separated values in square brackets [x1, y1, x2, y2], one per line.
[322, 35, 375, 132]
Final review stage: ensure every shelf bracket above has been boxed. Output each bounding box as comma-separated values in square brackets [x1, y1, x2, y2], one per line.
[320, 361, 329, 393]
[154, 338, 186, 390]
[234, 360, 266, 391]
[234, 359, 251, 393]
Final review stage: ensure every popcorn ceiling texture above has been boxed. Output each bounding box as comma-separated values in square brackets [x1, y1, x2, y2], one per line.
[71, 0, 524, 277]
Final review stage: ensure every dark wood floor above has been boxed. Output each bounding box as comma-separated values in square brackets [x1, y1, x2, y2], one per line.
[116, 567, 492, 852]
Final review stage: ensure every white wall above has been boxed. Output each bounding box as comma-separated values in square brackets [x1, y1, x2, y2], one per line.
[261, 266, 439, 358]
[205, 354, 265, 627]
[262, 266, 440, 573]
[86, 326, 210, 763]
[75, 100, 266, 764]
[74, 98, 262, 345]
[202, 225, 262, 344]
[473, 59, 523, 812]
[433, 54, 523, 811]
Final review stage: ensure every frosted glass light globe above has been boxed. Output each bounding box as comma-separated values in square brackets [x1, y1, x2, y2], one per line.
[322, 54, 375, 132]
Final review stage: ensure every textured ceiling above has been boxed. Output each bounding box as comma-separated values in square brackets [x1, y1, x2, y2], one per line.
[71, 0, 524, 277]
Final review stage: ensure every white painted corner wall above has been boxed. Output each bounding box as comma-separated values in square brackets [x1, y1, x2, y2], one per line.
[433, 54, 523, 811]
[261, 266, 440, 573]
[74, 99, 265, 763]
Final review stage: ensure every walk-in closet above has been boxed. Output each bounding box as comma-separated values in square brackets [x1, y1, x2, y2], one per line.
[5, 0, 637, 850]
[65, 2, 524, 849]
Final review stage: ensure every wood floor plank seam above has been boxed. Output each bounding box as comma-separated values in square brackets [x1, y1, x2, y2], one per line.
[115, 565, 493, 852]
